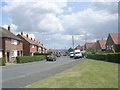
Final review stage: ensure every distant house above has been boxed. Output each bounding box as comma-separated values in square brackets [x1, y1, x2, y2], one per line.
[84, 42, 96, 52]
[0, 26, 23, 63]
[17, 33, 44, 56]
[47, 49, 60, 54]
[106, 33, 120, 52]
[96, 39, 106, 52]
[75, 45, 84, 51]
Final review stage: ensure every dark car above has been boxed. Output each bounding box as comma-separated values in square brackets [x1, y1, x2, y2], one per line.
[56, 54, 61, 57]
[46, 54, 56, 61]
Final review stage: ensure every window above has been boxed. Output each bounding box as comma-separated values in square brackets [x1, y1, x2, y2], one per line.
[32, 45, 35, 48]
[11, 50, 17, 57]
[107, 45, 114, 51]
[11, 39, 19, 45]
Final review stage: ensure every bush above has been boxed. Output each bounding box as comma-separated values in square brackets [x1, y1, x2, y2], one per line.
[0, 57, 6, 66]
[87, 53, 120, 64]
[87, 54, 106, 60]
[106, 54, 120, 63]
[34, 53, 49, 56]
[16, 55, 45, 63]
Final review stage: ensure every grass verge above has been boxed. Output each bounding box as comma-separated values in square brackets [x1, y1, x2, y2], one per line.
[25, 59, 118, 88]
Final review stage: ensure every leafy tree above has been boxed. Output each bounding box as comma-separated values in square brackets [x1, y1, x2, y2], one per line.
[68, 48, 74, 52]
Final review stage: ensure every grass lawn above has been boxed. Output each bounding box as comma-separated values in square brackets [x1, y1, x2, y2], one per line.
[25, 59, 118, 88]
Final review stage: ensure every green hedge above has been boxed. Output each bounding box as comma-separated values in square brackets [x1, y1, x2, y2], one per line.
[0, 57, 6, 66]
[87, 53, 120, 64]
[16, 55, 45, 63]
[34, 53, 49, 56]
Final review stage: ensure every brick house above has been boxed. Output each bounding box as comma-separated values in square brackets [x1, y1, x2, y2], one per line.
[84, 42, 96, 52]
[17, 33, 46, 56]
[75, 45, 84, 51]
[96, 39, 106, 52]
[0, 26, 23, 63]
[106, 33, 120, 52]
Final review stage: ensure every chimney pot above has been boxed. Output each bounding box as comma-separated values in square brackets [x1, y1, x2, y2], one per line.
[26, 34, 28, 38]
[21, 32, 23, 35]
[31, 38, 32, 40]
[8, 25, 10, 31]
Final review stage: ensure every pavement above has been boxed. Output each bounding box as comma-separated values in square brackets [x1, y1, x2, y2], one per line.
[1, 56, 84, 88]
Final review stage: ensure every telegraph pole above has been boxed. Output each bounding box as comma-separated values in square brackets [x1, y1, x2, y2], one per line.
[72, 35, 74, 49]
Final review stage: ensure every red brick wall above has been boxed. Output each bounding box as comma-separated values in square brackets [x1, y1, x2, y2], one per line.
[2, 38, 23, 62]
[30, 45, 38, 53]
[17, 35, 30, 56]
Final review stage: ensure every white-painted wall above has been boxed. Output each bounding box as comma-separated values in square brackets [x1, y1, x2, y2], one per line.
[12, 50, 17, 57]
[0, 51, 2, 58]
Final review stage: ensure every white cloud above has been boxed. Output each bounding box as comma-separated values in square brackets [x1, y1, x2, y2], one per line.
[2, 1, 118, 49]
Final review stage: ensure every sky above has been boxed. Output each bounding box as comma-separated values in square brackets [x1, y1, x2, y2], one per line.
[0, 0, 119, 49]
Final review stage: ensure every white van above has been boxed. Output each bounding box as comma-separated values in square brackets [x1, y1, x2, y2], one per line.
[70, 51, 74, 58]
[74, 50, 82, 59]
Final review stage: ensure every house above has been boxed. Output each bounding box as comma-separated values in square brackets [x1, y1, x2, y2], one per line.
[106, 33, 120, 52]
[96, 39, 106, 52]
[0, 26, 23, 63]
[17, 32, 47, 56]
[84, 42, 96, 52]
[47, 49, 60, 54]
[75, 45, 84, 51]
[18, 33, 41, 56]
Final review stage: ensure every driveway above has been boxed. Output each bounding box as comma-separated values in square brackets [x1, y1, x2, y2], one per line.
[2, 56, 84, 88]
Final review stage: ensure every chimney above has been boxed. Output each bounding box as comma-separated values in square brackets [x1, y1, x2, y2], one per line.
[8, 25, 10, 31]
[21, 32, 23, 35]
[34, 39, 35, 41]
[26, 34, 28, 38]
[31, 38, 32, 40]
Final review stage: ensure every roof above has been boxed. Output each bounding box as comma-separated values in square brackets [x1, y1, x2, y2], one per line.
[97, 40, 106, 49]
[18, 34, 40, 46]
[109, 33, 120, 44]
[0, 26, 21, 41]
[18, 34, 43, 47]
[85, 42, 96, 49]
[75, 45, 84, 50]
[75, 45, 81, 49]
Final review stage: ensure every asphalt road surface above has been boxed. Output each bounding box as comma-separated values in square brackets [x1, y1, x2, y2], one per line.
[1, 56, 84, 88]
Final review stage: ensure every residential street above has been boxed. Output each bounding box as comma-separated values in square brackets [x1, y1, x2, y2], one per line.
[2, 56, 84, 88]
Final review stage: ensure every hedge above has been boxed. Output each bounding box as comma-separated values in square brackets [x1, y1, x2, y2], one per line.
[0, 57, 6, 66]
[34, 53, 50, 56]
[87, 53, 120, 64]
[16, 55, 45, 63]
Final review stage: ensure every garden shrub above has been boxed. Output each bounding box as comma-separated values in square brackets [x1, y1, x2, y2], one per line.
[0, 57, 6, 66]
[16, 55, 45, 63]
[87, 53, 120, 64]
[34, 53, 49, 56]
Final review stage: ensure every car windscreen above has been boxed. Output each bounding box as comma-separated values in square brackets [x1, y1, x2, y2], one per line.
[75, 52, 80, 54]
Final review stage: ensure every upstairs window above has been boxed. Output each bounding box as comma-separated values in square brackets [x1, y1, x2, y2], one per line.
[11, 39, 20, 45]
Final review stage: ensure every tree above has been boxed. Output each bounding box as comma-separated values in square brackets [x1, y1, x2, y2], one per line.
[68, 48, 74, 52]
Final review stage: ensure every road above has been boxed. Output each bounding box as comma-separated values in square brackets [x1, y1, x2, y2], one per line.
[2, 56, 84, 88]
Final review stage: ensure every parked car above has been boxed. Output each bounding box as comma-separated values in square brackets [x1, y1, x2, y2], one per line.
[74, 50, 82, 59]
[70, 52, 74, 58]
[46, 54, 56, 61]
[56, 54, 61, 57]
[63, 54, 67, 56]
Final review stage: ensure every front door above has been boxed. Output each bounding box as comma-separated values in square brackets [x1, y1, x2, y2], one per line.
[6, 52, 10, 63]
